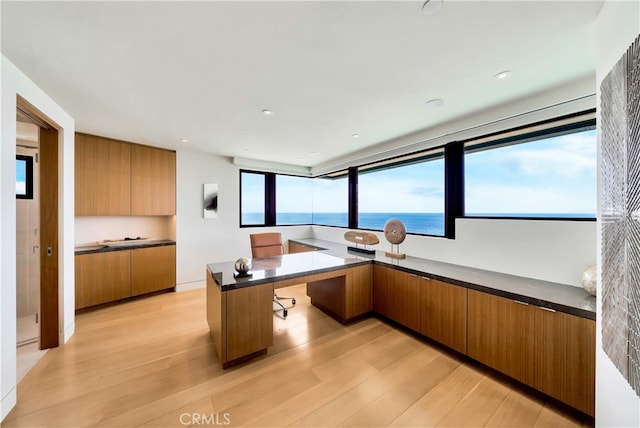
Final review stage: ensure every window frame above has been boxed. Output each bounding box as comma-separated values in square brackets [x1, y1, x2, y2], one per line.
[16, 154, 34, 200]
[239, 109, 597, 236]
[462, 111, 596, 222]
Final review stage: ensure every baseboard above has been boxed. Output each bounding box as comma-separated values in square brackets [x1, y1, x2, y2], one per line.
[176, 280, 206, 292]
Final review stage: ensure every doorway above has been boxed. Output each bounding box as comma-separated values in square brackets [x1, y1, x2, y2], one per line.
[16, 122, 40, 348]
[15, 98, 60, 357]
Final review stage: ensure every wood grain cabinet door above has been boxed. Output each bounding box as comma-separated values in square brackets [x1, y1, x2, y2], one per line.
[534, 307, 595, 416]
[75, 133, 131, 216]
[345, 264, 373, 320]
[75, 251, 131, 309]
[131, 145, 176, 215]
[386, 268, 421, 332]
[467, 289, 535, 386]
[420, 277, 467, 354]
[130, 246, 176, 296]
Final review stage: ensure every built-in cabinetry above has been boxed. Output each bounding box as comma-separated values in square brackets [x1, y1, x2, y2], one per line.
[288, 241, 317, 253]
[75, 244, 176, 309]
[467, 289, 595, 416]
[75, 133, 176, 216]
[352, 262, 593, 417]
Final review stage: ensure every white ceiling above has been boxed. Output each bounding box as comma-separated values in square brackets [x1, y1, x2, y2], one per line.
[2, 0, 602, 171]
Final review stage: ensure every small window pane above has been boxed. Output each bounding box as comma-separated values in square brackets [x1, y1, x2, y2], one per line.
[312, 176, 348, 227]
[465, 129, 597, 217]
[358, 157, 445, 235]
[241, 172, 265, 225]
[276, 175, 313, 224]
[16, 155, 33, 200]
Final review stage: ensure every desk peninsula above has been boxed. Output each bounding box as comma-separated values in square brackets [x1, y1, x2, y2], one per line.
[206, 238, 596, 416]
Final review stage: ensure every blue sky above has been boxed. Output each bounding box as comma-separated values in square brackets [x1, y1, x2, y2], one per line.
[242, 129, 597, 215]
[15, 159, 27, 195]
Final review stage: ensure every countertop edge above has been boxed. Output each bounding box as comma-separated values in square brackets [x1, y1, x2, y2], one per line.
[75, 240, 176, 255]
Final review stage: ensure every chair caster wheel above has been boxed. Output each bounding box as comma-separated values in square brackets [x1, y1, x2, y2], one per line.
[283, 309, 288, 318]
[292, 298, 296, 305]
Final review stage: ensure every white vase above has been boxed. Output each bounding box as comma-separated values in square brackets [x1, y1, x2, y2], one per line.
[580, 265, 597, 296]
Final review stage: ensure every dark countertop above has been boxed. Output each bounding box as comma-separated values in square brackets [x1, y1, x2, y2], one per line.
[290, 238, 596, 320]
[75, 239, 175, 255]
[207, 251, 371, 292]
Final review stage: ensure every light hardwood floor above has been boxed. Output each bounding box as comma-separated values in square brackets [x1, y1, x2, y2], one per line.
[4, 284, 594, 427]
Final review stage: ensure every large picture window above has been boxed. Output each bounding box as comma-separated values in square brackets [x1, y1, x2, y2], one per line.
[312, 175, 348, 227]
[358, 150, 445, 236]
[240, 171, 266, 225]
[276, 175, 313, 225]
[465, 127, 596, 218]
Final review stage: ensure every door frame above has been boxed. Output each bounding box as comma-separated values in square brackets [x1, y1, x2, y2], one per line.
[17, 98, 59, 349]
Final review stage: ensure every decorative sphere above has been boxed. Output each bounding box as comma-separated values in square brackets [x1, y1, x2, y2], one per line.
[234, 257, 252, 274]
[384, 218, 407, 245]
[580, 265, 597, 296]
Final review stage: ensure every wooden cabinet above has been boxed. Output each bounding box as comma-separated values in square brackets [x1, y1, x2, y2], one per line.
[420, 277, 467, 354]
[467, 289, 535, 386]
[131, 144, 176, 215]
[373, 266, 420, 331]
[206, 270, 274, 368]
[75, 251, 131, 309]
[467, 289, 595, 416]
[535, 307, 595, 416]
[288, 241, 317, 254]
[75, 133, 131, 216]
[131, 245, 176, 296]
[75, 245, 176, 309]
[75, 133, 176, 216]
[306, 265, 372, 323]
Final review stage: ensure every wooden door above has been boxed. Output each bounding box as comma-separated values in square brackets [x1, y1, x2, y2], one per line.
[467, 289, 535, 385]
[535, 308, 595, 416]
[39, 127, 59, 349]
[131, 145, 176, 215]
[386, 268, 421, 332]
[75, 133, 131, 215]
[345, 264, 372, 320]
[420, 277, 467, 354]
[131, 246, 176, 296]
[75, 251, 131, 309]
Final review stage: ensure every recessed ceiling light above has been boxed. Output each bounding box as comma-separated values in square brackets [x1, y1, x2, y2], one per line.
[179, 139, 189, 143]
[422, 0, 443, 15]
[261, 109, 273, 116]
[352, 133, 360, 138]
[494, 70, 512, 80]
[425, 98, 444, 109]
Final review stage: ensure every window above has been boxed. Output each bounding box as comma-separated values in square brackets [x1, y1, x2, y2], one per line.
[16, 155, 33, 200]
[465, 126, 596, 218]
[276, 175, 313, 225]
[240, 171, 265, 225]
[358, 149, 445, 236]
[311, 175, 348, 227]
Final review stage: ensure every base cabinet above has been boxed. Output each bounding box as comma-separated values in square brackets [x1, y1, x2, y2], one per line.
[468, 289, 594, 416]
[75, 245, 176, 310]
[535, 307, 595, 416]
[373, 266, 420, 331]
[307, 265, 372, 323]
[420, 277, 467, 354]
[75, 251, 131, 309]
[206, 270, 273, 367]
[131, 246, 176, 296]
[467, 290, 535, 385]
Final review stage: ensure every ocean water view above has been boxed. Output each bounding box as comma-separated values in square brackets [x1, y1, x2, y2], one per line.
[243, 212, 596, 236]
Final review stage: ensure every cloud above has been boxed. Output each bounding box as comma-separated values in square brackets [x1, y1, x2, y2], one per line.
[16, 181, 26, 195]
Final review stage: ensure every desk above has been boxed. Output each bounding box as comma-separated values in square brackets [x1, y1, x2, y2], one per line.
[206, 252, 372, 368]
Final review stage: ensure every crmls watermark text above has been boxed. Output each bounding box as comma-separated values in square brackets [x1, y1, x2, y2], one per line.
[179, 412, 231, 426]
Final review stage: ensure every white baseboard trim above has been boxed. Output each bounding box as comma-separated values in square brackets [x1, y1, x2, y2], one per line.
[176, 280, 206, 292]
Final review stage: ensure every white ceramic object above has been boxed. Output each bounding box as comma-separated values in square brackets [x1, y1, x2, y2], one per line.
[580, 265, 597, 296]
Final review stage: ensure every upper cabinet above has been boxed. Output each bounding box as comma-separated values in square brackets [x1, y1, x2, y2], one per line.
[75, 133, 176, 216]
[131, 144, 176, 215]
[75, 133, 131, 216]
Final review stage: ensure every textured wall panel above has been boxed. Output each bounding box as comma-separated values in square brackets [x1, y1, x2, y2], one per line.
[601, 33, 640, 397]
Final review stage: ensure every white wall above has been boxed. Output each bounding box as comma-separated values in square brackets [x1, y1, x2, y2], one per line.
[312, 218, 595, 287]
[1, 55, 75, 420]
[175, 150, 313, 290]
[596, 1, 640, 427]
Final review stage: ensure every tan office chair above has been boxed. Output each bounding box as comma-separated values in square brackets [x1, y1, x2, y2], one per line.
[249, 232, 296, 318]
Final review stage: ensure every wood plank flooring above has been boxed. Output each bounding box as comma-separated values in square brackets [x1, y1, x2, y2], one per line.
[3, 284, 594, 427]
